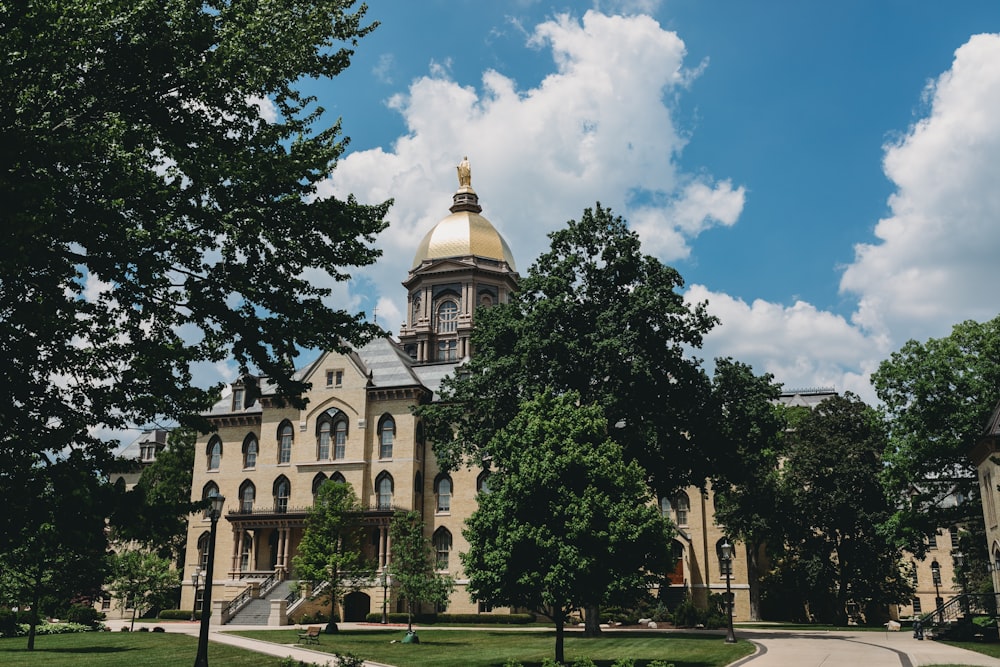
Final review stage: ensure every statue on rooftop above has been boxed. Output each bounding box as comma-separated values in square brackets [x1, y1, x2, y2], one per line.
[457, 156, 471, 187]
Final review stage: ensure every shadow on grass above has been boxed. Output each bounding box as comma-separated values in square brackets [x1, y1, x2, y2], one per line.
[2, 646, 135, 654]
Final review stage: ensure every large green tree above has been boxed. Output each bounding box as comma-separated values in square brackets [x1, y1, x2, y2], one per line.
[0, 0, 388, 555]
[387, 511, 454, 633]
[108, 550, 179, 630]
[419, 204, 717, 492]
[462, 391, 673, 664]
[292, 480, 374, 632]
[872, 317, 1000, 558]
[708, 358, 786, 621]
[775, 393, 910, 624]
[111, 429, 198, 563]
[1, 452, 111, 650]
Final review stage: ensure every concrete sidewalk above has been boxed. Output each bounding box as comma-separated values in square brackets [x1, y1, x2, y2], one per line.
[732, 627, 1000, 667]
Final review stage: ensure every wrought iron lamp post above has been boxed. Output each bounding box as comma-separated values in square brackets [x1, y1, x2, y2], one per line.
[381, 565, 389, 624]
[195, 493, 225, 667]
[931, 560, 942, 623]
[720, 539, 737, 643]
[953, 552, 968, 614]
[190, 569, 202, 622]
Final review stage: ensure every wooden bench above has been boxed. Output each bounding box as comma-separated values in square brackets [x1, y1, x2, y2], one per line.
[297, 626, 321, 644]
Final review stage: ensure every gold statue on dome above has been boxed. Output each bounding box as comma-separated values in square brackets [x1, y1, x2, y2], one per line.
[457, 156, 471, 187]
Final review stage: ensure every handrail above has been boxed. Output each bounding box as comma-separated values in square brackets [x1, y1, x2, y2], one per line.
[222, 584, 254, 619]
[259, 570, 283, 598]
[920, 592, 1000, 628]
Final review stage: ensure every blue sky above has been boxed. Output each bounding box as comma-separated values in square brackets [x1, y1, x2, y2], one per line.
[276, 2, 1000, 402]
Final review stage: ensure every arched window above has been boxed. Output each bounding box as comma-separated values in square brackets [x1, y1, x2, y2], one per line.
[330, 471, 347, 485]
[415, 471, 424, 497]
[278, 421, 293, 464]
[994, 547, 1000, 574]
[375, 472, 393, 510]
[207, 436, 222, 470]
[435, 475, 452, 513]
[334, 418, 347, 459]
[201, 482, 220, 518]
[378, 416, 395, 459]
[240, 533, 253, 571]
[674, 492, 690, 526]
[243, 434, 258, 469]
[317, 420, 331, 460]
[274, 476, 290, 513]
[239, 480, 256, 513]
[197, 531, 211, 570]
[436, 300, 458, 333]
[477, 470, 490, 494]
[433, 528, 452, 570]
[312, 473, 328, 497]
[659, 496, 672, 519]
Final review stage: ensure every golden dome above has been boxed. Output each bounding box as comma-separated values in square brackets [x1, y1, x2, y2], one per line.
[412, 209, 517, 270]
[412, 158, 516, 270]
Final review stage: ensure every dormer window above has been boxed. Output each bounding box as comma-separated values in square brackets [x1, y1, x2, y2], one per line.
[232, 388, 244, 411]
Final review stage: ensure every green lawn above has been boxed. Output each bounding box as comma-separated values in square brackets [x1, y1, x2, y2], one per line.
[233, 628, 755, 667]
[0, 632, 282, 667]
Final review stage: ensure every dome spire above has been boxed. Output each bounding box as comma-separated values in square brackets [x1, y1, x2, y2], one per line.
[451, 155, 482, 214]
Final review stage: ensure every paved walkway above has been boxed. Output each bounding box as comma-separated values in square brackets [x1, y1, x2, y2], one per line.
[103, 619, 1000, 667]
[733, 628, 1000, 667]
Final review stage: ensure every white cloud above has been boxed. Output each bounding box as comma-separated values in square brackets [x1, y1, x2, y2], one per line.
[321, 10, 742, 329]
[687, 285, 888, 403]
[840, 33, 1000, 344]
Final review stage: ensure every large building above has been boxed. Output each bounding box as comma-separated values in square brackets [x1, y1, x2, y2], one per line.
[179, 165, 959, 625]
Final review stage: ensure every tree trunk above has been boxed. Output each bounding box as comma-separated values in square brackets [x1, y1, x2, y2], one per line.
[746, 541, 762, 621]
[130, 606, 137, 632]
[554, 609, 565, 665]
[27, 581, 40, 650]
[584, 603, 601, 636]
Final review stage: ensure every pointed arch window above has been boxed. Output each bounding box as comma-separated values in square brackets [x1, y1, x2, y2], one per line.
[435, 474, 452, 513]
[201, 482, 220, 518]
[477, 470, 490, 495]
[207, 436, 222, 470]
[274, 476, 290, 513]
[378, 416, 395, 459]
[197, 531, 211, 570]
[278, 421, 293, 464]
[674, 492, 690, 526]
[240, 533, 253, 571]
[433, 527, 453, 570]
[312, 473, 328, 498]
[243, 434, 258, 469]
[375, 472, 393, 510]
[239, 480, 256, 513]
[330, 471, 347, 485]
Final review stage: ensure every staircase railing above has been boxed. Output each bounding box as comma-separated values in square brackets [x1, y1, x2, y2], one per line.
[920, 592, 1000, 632]
[259, 570, 283, 598]
[222, 584, 254, 622]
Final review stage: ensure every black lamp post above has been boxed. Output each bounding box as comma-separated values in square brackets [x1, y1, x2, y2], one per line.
[931, 559, 942, 623]
[720, 539, 737, 644]
[381, 565, 389, 624]
[953, 552, 968, 614]
[195, 493, 225, 667]
[190, 569, 202, 622]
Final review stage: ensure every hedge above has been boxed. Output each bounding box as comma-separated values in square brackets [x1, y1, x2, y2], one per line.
[363, 612, 535, 625]
[158, 609, 202, 620]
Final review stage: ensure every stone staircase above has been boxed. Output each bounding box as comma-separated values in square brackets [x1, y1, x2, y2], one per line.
[227, 579, 296, 625]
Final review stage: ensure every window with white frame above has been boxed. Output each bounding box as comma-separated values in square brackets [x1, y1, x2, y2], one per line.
[317, 420, 331, 460]
[435, 475, 452, 513]
[376, 473, 393, 510]
[334, 418, 347, 459]
[239, 480, 255, 513]
[278, 421, 293, 464]
[207, 437, 222, 470]
[436, 300, 458, 333]
[379, 416, 394, 459]
[274, 477, 290, 513]
[243, 434, 258, 469]
[433, 528, 452, 570]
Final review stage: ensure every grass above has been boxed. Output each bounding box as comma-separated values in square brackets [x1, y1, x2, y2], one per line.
[941, 639, 1000, 659]
[233, 627, 755, 667]
[0, 632, 283, 667]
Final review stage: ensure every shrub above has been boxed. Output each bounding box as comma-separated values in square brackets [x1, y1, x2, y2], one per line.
[670, 599, 704, 628]
[647, 661, 676, 667]
[333, 652, 364, 667]
[363, 612, 535, 625]
[278, 658, 332, 667]
[159, 609, 200, 620]
[610, 659, 635, 667]
[152, 626, 165, 632]
[138, 626, 150, 632]
[33, 622, 94, 635]
[571, 658, 597, 667]
[65, 604, 104, 628]
[502, 660, 524, 667]
[540, 659, 562, 667]
[0, 610, 21, 638]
